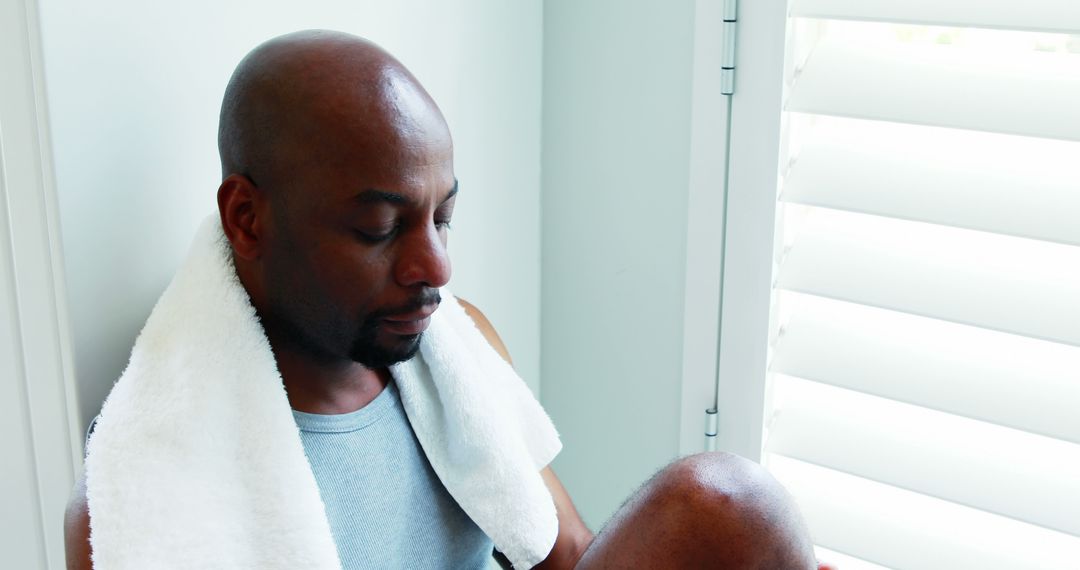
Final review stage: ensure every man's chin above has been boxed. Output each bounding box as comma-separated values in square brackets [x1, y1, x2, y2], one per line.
[349, 333, 422, 368]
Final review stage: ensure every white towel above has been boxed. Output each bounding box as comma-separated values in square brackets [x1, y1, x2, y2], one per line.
[85, 215, 562, 569]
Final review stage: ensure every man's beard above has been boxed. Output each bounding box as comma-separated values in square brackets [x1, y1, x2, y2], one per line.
[346, 290, 442, 368]
[346, 320, 422, 368]
[263, 289, 441, 369]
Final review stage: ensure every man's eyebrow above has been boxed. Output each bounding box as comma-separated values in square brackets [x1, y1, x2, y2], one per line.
[353, 180, 458, 206]
[354, 188, 409, 205]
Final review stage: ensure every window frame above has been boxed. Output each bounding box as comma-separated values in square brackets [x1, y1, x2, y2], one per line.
[679, 0, 789, 460]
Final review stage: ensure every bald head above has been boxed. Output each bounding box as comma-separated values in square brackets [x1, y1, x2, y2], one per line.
[217, 30, 451, 193]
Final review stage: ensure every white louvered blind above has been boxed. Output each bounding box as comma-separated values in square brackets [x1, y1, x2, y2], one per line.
[762, 2, 1080, 569]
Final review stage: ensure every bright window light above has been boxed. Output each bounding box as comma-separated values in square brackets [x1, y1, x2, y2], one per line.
[766, 9, 1080, 567]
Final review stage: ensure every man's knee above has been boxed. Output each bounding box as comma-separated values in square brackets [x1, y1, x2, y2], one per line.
[649, 452, 817, 569]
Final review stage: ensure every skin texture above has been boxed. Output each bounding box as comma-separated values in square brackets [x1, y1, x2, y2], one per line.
[573, 454, 821, 569]
[65, 30, 832, 570]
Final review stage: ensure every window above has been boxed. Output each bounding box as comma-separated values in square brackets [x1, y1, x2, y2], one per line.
[758, 2, 1080, 568]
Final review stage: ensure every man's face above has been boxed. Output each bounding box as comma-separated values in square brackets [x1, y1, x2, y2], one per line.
[255, 75, 456, 369]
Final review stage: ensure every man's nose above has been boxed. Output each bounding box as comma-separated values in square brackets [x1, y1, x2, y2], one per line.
[394, 224, 451, 288]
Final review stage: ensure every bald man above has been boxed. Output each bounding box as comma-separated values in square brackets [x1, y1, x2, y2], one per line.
[65, 30, 826, 569]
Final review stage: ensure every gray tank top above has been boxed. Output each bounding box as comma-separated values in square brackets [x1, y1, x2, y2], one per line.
[292, 379, 494, 569]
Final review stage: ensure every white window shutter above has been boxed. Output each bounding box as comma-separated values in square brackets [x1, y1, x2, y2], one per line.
[762, 2, 1080, 568]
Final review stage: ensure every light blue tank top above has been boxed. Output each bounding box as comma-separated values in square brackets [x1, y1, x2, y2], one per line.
[292, 380, 494, 569]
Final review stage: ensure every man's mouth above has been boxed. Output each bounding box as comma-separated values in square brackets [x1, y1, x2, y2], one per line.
[381, 304, 438, 336]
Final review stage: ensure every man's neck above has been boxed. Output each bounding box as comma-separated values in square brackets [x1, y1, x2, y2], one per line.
[274, 348, 390, 415]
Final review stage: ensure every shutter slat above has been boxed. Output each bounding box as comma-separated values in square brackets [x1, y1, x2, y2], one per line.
[813, 547, 890, 570]
[771, 293, 1080, 446]
[768, 8, 1080, 564]
[766, 374, 1080, 537]
[791, 0, 1080, 34]
[775, 208, 1080, 347]
[768, 455, 1080, 570]
[787, 36, 1080, 141]
[782, 116, 1080, 247]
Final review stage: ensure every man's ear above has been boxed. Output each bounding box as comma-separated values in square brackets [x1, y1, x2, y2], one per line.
[217, 173, 265, 261]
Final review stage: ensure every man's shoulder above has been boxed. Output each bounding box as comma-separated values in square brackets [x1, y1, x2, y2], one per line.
[454, 297, 513, 365]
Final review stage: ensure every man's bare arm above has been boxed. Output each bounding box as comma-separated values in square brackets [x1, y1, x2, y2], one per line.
[64, 470, 92, 570]
[533, 466, 594, 569]
[458, 298, 594, 569]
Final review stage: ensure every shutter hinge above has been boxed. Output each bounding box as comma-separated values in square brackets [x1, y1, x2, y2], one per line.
[722, 0, 738, 95]
[705, 407, 719, 452]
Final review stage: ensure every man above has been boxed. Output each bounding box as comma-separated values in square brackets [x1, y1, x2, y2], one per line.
[66, 30, 827, 569]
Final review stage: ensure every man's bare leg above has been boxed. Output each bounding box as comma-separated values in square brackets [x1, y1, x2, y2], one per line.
[573, 452, 818, 569]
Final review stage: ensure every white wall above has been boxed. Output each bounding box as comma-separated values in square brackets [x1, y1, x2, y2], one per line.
[541, 0, 698, 529]
[38, 0, 544, 435]
[1, 0, 80, 567]
[35, 0, 726, 551]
